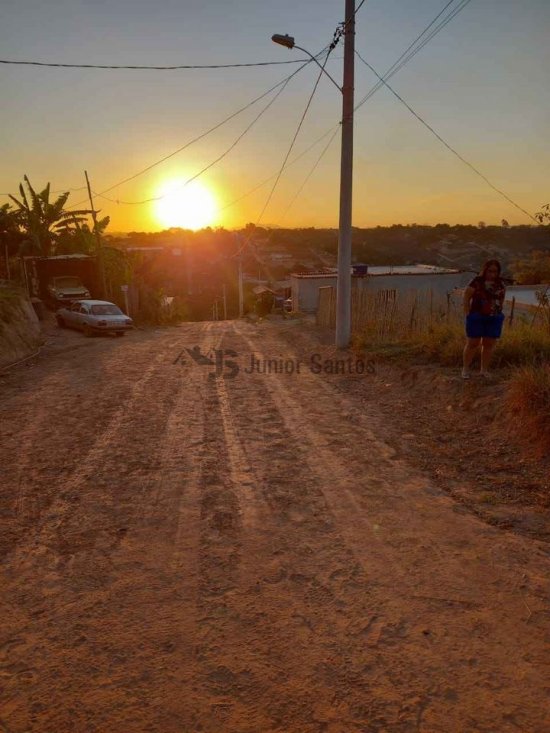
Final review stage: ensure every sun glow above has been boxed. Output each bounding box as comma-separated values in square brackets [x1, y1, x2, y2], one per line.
[155, 179, 218, 230]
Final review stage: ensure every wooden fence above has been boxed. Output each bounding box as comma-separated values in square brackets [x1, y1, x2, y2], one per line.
[316, 286, 460, 336]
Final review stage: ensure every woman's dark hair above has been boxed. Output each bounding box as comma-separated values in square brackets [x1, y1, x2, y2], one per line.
[480, 259, 501, 278]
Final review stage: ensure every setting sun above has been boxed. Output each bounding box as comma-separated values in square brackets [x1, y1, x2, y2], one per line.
[155, 179, 218, 230]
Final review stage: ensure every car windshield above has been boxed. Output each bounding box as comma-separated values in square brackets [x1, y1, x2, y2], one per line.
[54, 277, 82, 288]
[91, 304, 123, 316]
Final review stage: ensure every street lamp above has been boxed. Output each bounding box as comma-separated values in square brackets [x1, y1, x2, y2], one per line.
[271, 35, 342, 92]
[272, 0, 355, 349]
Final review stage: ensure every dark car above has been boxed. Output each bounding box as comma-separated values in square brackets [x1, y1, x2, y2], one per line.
[56, 299, 133, 337]
[47, 275, 90, 305]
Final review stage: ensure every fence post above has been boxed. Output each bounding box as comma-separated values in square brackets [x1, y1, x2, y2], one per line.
[409, 296, 417, 333]
[508, 296, 515, 328]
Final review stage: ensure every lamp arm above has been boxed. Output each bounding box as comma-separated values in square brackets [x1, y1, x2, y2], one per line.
[294, 45, 342, 93]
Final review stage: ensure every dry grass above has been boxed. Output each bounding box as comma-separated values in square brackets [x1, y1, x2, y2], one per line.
[352, 290, 550, 457]
[352, 290, 550, 368]
[505, 365, 550, 458]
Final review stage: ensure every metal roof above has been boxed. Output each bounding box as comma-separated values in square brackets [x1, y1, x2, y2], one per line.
[292, 264, 463, 278]
[60, 299, 116, 306]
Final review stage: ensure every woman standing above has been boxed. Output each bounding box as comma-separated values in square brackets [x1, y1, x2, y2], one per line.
[462, 259, 506, 379]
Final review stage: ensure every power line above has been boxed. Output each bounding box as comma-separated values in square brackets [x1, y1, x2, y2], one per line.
[354, 50, 538, 223]
[220, 126, 340, 213]
[232, 31, 344, 258]
[91, 75, 296, 206]
[355, 0, 473, 112]
[216, 0, 475, 226]
[71, 0, 467, 217]
[67, 51, 325, 210]
[0, 57, 315, 71]
[256, 48, 335, 225]
[386, 0, 474, 80]
[0, 0, 369, 72]
[280, 128, 340, 222]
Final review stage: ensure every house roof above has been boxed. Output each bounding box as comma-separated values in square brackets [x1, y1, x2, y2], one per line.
[291, 264, 464, 279]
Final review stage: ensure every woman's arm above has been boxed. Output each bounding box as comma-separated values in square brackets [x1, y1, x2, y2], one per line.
[463, 286, 474, 315]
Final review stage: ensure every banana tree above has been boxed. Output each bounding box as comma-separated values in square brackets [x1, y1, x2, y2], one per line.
[56, 214, 110, 256]
[9, 175, 90, 257]
[0, 203, 24, 256]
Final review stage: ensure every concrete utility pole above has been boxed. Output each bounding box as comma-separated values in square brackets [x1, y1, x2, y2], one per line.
[273, 4, 355, 346]
[335, 0, 355, 349]
[84, 171, 107, 299]
[238, 256, 244, 317]
[222, 283, 227, 320]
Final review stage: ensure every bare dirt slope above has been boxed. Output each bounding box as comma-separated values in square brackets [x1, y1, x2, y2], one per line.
[0, 319, 549, 733]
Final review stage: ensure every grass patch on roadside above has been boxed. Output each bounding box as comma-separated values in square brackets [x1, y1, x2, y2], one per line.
[354, 319, 550, 369]
[505, 364, 550, 458]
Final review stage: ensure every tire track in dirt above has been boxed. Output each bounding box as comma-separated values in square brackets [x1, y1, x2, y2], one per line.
[174, 323, 287, 732]
[2, 320, 549, 733]
[0, 330, 180, 559]
[8, 352, 166, 566]
[0, 326, 214, 733]
[231, 320, 550, 733]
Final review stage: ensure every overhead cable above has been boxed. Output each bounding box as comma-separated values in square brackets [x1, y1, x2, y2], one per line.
[0, 57, 315, 71]
[279, 128, 340, 222]
[67, 51, 325, 210]
[255, 48, 335, 225]
[355, 50, 537, 223]
[92, 74, 297, 206]
[355, 0, 473, 112]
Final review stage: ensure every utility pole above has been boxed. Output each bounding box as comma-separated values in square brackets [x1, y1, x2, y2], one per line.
[222, 283, 227, 320]
[335, 0, 355, 349]
[238, 256, 244, 317]
[84, 170, 107, 299]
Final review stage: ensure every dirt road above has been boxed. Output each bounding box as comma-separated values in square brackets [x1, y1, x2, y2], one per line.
[1, 319, 549, 733]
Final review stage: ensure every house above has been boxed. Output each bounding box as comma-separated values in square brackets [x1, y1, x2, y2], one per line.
[290, 264, 474, 314]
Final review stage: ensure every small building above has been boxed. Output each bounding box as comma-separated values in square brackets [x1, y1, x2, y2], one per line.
[290, 264, 474, 314]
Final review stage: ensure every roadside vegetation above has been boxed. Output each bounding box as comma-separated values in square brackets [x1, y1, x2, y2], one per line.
[352, 288, 550, 457]
[506, 365, 550, 458]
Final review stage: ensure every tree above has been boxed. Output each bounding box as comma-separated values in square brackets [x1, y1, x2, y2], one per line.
[501, 219, 509, 228]
[8, 176, 90, 257]
[510, 250, 550, 285]
[0, 203, 24, 258]
[536, 204, 550, 224]
[56, 215, 110, 255]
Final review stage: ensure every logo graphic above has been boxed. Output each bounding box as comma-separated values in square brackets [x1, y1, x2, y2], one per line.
[173, 346, 239, 379]
[174, 346, 375, 379]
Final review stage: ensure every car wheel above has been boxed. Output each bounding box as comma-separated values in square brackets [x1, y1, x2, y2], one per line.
[115, 331, 125, 337]
[83, 324, 94, 338]
[56, 316, 66, 328]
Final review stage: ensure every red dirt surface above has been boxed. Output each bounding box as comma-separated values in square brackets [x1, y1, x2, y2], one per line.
[1, 318, 549, 733]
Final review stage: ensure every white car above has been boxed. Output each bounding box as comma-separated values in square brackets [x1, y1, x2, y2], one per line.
[56, 299, 133, 337]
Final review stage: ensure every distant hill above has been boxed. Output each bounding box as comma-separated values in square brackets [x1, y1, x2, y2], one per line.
[109, 223, 549, 282]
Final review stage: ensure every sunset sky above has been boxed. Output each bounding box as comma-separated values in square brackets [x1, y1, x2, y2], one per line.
[1, 0, 549, 231]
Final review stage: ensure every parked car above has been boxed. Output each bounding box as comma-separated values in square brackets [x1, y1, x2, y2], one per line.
[47, 275, 91, 305]
[56, 300, 133, 337]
